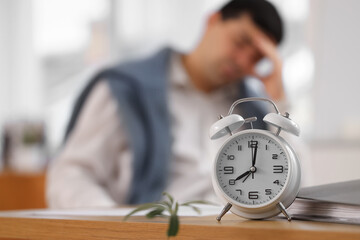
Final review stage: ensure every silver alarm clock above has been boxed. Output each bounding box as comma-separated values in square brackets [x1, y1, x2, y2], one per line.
[209, 97, 301, 221]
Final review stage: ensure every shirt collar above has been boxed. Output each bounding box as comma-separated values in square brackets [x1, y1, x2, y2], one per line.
[169, 51, 239, 101]
[169, 52, 190, 88]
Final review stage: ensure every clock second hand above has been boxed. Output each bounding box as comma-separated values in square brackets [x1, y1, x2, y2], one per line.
[242, 172, 251, 182]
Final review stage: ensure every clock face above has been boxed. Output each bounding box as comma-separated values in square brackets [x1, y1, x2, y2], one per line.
[215, 131, 290, 207]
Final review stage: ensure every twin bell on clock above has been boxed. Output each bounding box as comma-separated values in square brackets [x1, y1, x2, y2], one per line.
[209, 97, 301, 222]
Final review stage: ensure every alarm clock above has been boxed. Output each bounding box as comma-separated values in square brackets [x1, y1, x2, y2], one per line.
[209, 97, 301, 221]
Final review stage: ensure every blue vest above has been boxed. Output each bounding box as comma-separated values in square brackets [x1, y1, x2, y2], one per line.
[65, 48, 267, 204]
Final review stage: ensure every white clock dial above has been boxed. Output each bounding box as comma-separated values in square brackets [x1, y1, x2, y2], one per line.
[215, 131, 289, 206]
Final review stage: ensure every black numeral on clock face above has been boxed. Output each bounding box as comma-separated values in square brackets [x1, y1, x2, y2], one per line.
[273, 165, 284, 173]
[248, 191, 259, 199]
[272, 154, 278, 159]
[248, 140, 258, 148]
[224, 166, 234, 174]
[236, 189, 242, 195]
[227, 155, 235, 160]
[229, 179, 235, 185]
[265, 189, 272, 195]
[273, 180, 280, 185]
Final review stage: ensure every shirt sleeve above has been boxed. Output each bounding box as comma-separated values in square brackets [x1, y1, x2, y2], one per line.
[46, 80, 129, 208]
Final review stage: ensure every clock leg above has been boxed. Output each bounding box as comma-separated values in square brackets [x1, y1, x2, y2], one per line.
[216, 202, 232, 222]
[277, 202, 292, 221]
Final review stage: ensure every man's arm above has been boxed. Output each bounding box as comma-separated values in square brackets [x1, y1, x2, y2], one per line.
[46, 81, 132, 208]
[250, 29, 286, 102]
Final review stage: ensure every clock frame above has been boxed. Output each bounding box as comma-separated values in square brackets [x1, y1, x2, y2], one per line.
[212, 129, 301, 220]
[209, 97, 301, 221]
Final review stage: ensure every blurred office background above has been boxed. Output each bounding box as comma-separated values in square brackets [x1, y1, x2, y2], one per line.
[0, 0, 359, 209]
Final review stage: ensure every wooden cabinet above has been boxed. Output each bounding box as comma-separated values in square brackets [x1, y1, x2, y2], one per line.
[0, 171, 46, 210]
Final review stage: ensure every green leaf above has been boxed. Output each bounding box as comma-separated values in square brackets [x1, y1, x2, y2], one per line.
[180, 200, 218, 215]
[145, 207, 165, 219]
[160, 200, 173, 211]
[174, 202, 179, 214]
[162, 192, 174, 205]
[181, 200, 216, 206]
[123, 203, 161, 221]
[189, 205, 201, 215]
[167, 213, 179, 237]
[123, 193, 214, 238]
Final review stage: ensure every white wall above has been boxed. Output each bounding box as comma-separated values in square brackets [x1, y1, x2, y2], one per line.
[310, 0, 360, 141]
[0, 0, 11, 124]
[310, 143, 360, 185]
[0, 0, 43, 122]
[113, 0, 228, 58]
[0, 1, 43, 169]
[306, 0, 360, 186]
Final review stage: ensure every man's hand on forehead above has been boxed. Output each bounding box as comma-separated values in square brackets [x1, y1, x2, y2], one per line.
[243, 17, 285, 101]
[238, 15, 277, 62]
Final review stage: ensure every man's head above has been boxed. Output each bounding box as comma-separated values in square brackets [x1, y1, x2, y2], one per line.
[185, 0, 283, 92]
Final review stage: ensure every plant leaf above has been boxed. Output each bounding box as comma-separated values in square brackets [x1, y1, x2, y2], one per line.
[145, 207, 165, 219]
[162, 192, 174, 205]
[181, 200, 216, 206]
[167, 213, 179, 237]
[174, 202, 179, 214]
[160, 200, 173, 211]
[123, 203, 161, 221]
[181, 200, 218, 215]
[189, 205, 201, 215]
[123, 193, 214, 238]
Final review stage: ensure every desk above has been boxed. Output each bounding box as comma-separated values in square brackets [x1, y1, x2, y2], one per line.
[0, 209, 359, 240]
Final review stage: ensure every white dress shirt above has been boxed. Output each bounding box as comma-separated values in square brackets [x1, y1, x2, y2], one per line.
[46, 53, 237, 208]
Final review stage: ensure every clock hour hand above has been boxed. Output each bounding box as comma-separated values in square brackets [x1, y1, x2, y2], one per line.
[235, 170, 251, 181]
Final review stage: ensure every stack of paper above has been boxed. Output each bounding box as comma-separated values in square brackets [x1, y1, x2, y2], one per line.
[287, 180, 360, 224]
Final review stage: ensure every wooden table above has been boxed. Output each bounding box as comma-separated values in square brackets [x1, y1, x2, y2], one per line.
[0, 209, 359, 240]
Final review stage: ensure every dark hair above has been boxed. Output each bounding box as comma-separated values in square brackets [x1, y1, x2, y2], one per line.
[220, 0, 283, 44]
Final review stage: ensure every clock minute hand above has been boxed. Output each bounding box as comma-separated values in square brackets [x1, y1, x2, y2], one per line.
[235, 170, 251, 181]
[252, 144, 258, 166]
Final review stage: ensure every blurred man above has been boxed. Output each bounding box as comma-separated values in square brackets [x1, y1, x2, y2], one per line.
[47, 0, 286, 207]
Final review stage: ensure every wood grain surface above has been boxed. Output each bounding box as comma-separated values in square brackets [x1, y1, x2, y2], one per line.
[0, 209, 360, 240]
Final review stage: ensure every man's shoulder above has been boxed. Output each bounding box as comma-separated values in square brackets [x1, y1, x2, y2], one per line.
[113, 47, 173, 84]
[121, 47, 173, 67]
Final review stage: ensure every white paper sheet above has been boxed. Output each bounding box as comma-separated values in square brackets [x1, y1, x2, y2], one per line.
[1, 204, 225, 218]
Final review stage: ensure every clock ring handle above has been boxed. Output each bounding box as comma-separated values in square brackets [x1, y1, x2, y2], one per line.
[227, 97, 280, 116]
[227, 97, 300, 136]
